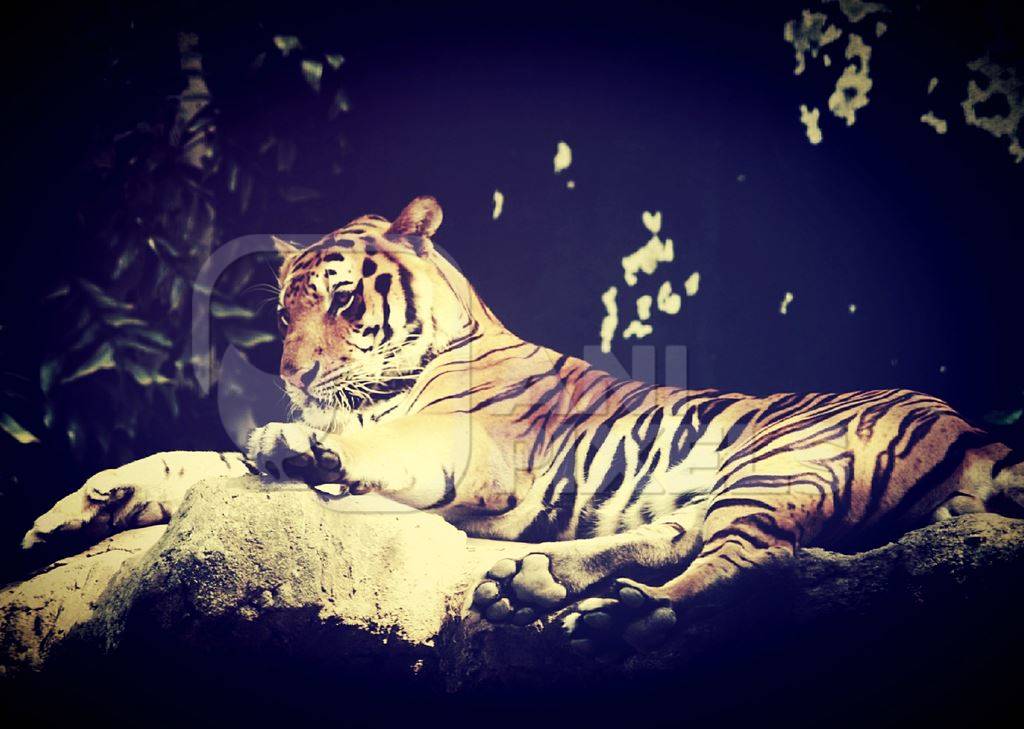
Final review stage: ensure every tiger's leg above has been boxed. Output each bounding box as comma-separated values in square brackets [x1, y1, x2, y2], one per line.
[931, 441, 1024, 522]
[471, 506, 705, 625]
[21, 451, 255, 551]
[247, 416, 522, 512]
[563, 458, 837, 654]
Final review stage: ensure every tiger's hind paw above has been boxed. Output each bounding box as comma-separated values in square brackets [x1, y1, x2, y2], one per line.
[472, 553, 569, 625]
[561, 578, 676, 658]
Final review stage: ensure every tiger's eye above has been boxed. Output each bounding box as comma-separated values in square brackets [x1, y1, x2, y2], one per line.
[329, 290, 354, 316]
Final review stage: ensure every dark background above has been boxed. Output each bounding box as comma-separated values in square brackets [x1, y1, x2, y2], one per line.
[1, 1, 1021, 570]
[1, 1, 1023, 723]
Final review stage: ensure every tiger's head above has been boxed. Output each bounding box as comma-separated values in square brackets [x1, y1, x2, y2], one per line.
[273, 196, 485, 430]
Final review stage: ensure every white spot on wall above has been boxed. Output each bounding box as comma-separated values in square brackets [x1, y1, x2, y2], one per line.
[920, 111, 948, 134]
[800, 104, 824, 144]
[553, 141, 573, 173]
[825, 0, 888, 24]
[623, 320, 654, 340]
[939, 365, 947, 374]
[656, 281, 682, 315]
[599, 286, 619, 354]
[642, 210, 662, 235]
[684, 272, 701, 297]
[961, 56, 1023, 163]
[829, 33, 873, 126]
[848, 302, 857, 314]
[597, 214, 701, 346]
[737, 173, 747, 182]
[875, 20, 887, 37]
[927, 77, 939, 94]
[783, 10, 843, 76]
[492, 190, 504, 220]
[622, 226, 674, 287]
[636, 295, 653, 321]
[566, 180, 576, 189]
[780, 291, 795, 315]
[823, 53, 832, 67]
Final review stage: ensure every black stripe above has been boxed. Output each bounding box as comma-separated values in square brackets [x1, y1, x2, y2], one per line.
[423, 469, 457, 510]
[374, 274, 393, 342]
[717, 409, 756, 451]
[703, 526, 771, 551]
[397, 262, 418, 325]
[462, 355, 569, 414]
[706, 497, 778, 513]
[518, 434, 584, 542]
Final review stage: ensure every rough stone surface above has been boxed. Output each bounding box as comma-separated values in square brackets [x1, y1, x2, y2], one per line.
[64, 476, 478, 679]
[2, 474, 1024, 713]
[0, 525, 165, 675]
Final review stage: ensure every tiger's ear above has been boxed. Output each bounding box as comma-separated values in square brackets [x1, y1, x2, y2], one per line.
[272, 236, 300, 279]
[388, 196, 443, 254]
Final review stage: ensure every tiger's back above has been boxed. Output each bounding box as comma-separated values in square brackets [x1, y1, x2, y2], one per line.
[403, 339, 1006, 551]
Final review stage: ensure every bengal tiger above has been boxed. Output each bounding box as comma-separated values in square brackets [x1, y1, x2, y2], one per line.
[23, 196, 1024, 657]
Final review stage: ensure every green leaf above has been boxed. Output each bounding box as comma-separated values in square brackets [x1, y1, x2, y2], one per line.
[0, 413, 40, 444]
[124, 360, 172, 387]
[325, 53, 344, 70]
[124, 327, 173, 348]
[226, 327, 276, 349]
[61, 342, 116, 384]
[273, 35, 301, 56]
[211, 301, 256, 319]
[44, 283, 71, 301]
[78, 279, 133, 310]
[301, 59, 323, 92]
[67, 418, 86, 459]
[985, 409, 1023, 426]
[330, 88, 351, 117]
[112, 246, 139, 279]
[119, 339, 167, 356]
[170, 277, 188, 312]
[68, 322, 101, 352]
[104, 314, 149, 328]
[162, 386, 180, 420]
[40, 357, 60, 393]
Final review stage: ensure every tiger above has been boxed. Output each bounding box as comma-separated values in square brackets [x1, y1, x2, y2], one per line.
[23, 196, 1024, 657]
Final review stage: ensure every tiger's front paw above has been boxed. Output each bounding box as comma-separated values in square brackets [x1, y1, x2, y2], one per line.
[246, 422, 347, 495]
[21, 452, 230, 551]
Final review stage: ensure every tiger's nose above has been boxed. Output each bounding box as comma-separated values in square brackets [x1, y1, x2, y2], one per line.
[282, 360, 320, 391]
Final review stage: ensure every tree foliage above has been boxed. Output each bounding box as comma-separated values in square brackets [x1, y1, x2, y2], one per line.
[0, 17, 350, 555]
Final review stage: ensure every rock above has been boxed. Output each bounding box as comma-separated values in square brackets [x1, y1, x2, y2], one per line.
[1, 474, 1023, 723]
[0, 526, 165, 675]
[66, 475, 474, 677]
[441, 512, 1024, 691]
